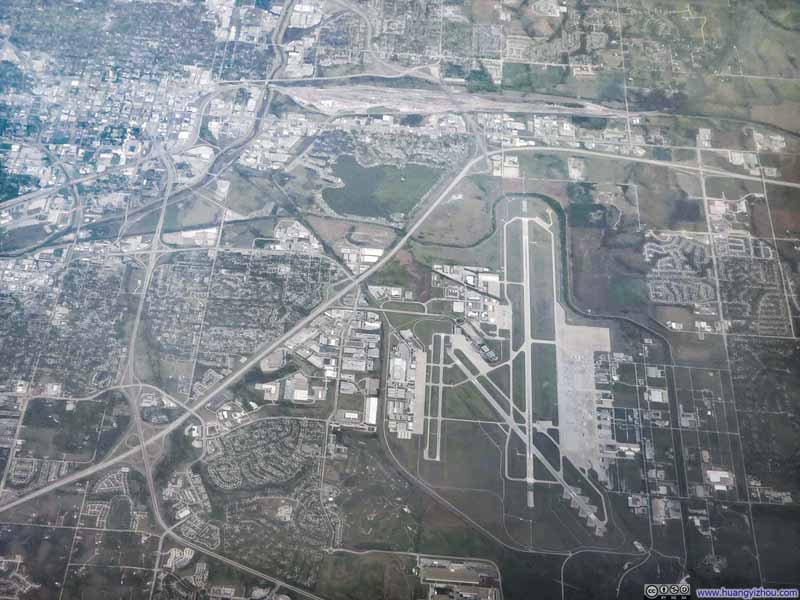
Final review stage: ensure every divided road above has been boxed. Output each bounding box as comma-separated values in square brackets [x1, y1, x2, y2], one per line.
[0, 139, 489, 515]
[4, 138, 800, 516]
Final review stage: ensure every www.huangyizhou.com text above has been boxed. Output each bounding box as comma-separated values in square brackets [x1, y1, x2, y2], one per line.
[695, 588, 800, 599]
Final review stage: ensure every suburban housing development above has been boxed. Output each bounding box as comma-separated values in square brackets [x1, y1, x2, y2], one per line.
[0, 0, 799, 599]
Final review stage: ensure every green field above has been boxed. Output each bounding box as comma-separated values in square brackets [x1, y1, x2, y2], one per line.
[221, 167, 277, 216]
[529, 222, 555, 341]
[453, 348, 479, 376]
[511, 351, 527, 414]
[505, 219, 524, 283]
[163, 195, 222, 231]
[532, 431, 560, 471]
[382, 300, 425, 313]
[316, 553, 420, 600]
[502, 64, 625, 103]
[385, 311, 421, 330]
[443, 381, 500, 421]
[487, 364, 511, 398]
[507, 284, 525, 351]
[219, 217, 277, 248]
[412, 318, 452, 349]
[323, 155, 441, 219]
[442, 364, 468, 385]
[531, 342, 558, 424]
[124, 210, 159, 236]
[477, 376, 511, 415]
[22, 395, 128, 461]
[518, 153, 568, 179]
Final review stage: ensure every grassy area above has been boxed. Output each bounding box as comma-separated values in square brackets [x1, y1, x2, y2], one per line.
[443, 381, 500, 421]
[505, 219, 524, 283]
[441, 364, 468, 386]
[487, 364, 511, 398]
[623, 162, 704, 231]
[219, 217, 277, 248]
[124, 210, 160, 236]
[507, 284, 525, 352]
[413, 176, 497, 247]
[428, 421, 506, 495]
[532, 431, 560, 471]
[0, 169, 38, 202]
[511, 351, 526, 414]
[608, 278, 649, 310]
[376, 249, 432, 300]
[477, 376, 510, 415]
[386, 312, 422, 330]
[316, 553, 419, 600]
[531, 343, 558, 424]
[153, 419, 202, 485]
[502, 64, 625, 103]
[678, 73, 800, 133]
[530, 222, 555, 341]
[163, 195, 222, 231]
[502, 63, 568, 93]
[453, 349, 479, 376]
[22, 395, 128, 461]
[411, 236, 501, 271]
[412, 318, 452, 349]
[222, 166, 278, 216]
[383, 300, 425, 313]
[106, 496, 131, 530]
[1, 526, 78, 595]
[369, 257, 411, 288]
[323, 155, 441, 219]
[753, 504, 800, 584]
[518, 154, 568, 179]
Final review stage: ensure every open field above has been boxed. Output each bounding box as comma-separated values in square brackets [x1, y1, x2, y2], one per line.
[20, 394, 130, 463]
[530, 343, 557, 424]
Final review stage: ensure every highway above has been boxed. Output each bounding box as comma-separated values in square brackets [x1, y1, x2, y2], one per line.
[115, 3, 334, 597]
[0, 134, 496, 516]
[0, 92, 790, 600]
[1, 121, 799, 597]
[4, 134, 800, 518]
[7, 133, 800, 248]
[3, 2, 792, 597]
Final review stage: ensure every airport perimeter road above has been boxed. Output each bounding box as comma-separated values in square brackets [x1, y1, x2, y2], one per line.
[4, 141, 800, 516]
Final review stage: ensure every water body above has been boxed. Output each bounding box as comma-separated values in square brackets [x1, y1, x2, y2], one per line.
[322, 154, 440, 219]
